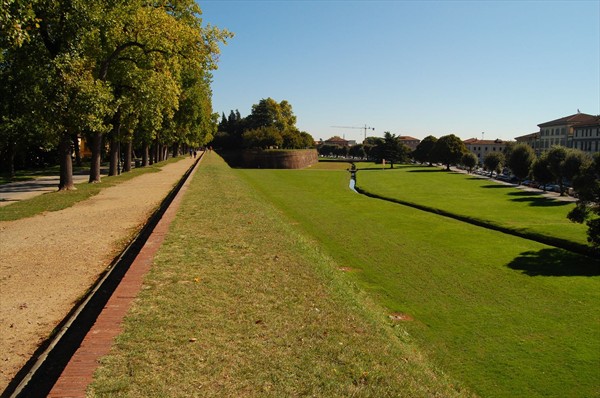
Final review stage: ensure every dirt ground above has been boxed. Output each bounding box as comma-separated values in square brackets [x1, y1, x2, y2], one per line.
[0, 157, 195, 391]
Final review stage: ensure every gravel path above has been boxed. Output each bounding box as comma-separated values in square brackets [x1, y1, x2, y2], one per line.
[0, 157, 195, 391]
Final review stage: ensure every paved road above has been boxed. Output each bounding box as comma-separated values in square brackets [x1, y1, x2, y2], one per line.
[0, 173, 102, 207]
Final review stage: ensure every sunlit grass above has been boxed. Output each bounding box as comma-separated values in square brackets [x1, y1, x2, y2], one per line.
[356, 164, 589, 248]
[89, 153, 471, 397]
[238, 167, 600, 398]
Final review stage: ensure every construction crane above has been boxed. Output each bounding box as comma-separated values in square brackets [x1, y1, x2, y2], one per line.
[330, 124, 375, 142]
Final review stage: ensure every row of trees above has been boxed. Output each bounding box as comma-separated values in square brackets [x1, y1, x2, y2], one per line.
[317, 133, 412, 167]
[412, 135, 599, 249]
[212, 98, 314, 150]
[1, 0, 231, 189]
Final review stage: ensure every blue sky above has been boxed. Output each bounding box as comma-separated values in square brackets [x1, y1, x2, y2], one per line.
[200, 0, 600, 143]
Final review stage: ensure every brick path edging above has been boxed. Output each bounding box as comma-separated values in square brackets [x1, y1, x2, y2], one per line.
[47, 156, 202, 398]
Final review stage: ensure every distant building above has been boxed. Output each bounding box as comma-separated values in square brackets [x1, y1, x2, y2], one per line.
[515, 132, 541, 155]
[572, 116, 600, 154]
[323, 136, 355, 147]
[464, 138, 507, 163]
[398, 136, 420, 150]
[537, 112, 597, 152]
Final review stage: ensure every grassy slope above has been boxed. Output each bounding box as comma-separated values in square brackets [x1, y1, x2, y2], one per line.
[89, 154, 469, 397]
[237, 167, 600, 398]
[356, 165, 588, 247]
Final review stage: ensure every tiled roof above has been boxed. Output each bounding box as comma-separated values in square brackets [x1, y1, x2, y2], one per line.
[572, 116, 600, 128]
[514, 132, 539, 140]
[398, 136, 419, 141]
[538, 113, 597, 127]
[463, 138, 505, 145]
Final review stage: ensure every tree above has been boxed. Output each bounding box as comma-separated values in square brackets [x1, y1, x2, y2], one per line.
[563, 149, 589, 183]
[412, 135, 437, 166]
[546, 146, 568, 195]
[245, 98, 296, 132]
[483, 151, 505, 177]
[229, 98, 312, 150]
[461, 152, 478, 173]
[508, 143, 535, 184]
[0, 0, 39, 48]
[532, 154, 553, 191]
[348, 144, 366, 159]
[0, 43, 53, 178]
[431, 134, 467, 171]
[1, 0, 230, 186]
[242, 126, 283, 149]
[568, 153, 600, 249]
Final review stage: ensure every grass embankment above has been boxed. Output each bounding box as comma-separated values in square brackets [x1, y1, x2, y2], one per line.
[356, 165, 590, 250]
[237, 168, 600, 398]
[0, 157, 185, 222]
[89, 153, 470, 397]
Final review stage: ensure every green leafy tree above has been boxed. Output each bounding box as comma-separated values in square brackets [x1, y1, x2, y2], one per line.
[318, 144, 338, 157]
[237, 98, 312, 150]
[532, 154, 553, 191]
[246, 98, 296, 132]
[508, 143, 536, 184]
[0, 0, 39, 48]
[381, 132, 410, 168]
[431, 134, 466, 171]
[568, 153, 600, 249]
[242, 126, 283, 149]
[348, 144, 366, 159]
[563, 149, 589, 183]
[483, 151, 505, 177]
[461, 152, 478, 173]
[546, 146, 568, 195]
[0, 43, 52, 178]
[412, 135, 438, 166]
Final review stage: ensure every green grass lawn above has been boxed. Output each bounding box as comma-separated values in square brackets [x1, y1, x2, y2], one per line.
[355, 164, 590, 248]
[237, 167, 600, 398]
[89, 153, 469, 397]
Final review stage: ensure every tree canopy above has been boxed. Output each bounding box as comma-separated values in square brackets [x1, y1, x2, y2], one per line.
[431, 134, 467, 171]
[370, 132, 410, 168]
[507, 143, 535, 183]
[412, 135, 438, 166]
[213, 98, 314, 150]
[1, 0, 232, 187]
[483, 151, 505, 177]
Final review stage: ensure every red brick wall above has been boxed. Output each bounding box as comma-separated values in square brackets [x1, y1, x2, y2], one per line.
[241, 149, 318, 169]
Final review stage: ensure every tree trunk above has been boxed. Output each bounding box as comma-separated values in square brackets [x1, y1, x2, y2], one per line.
[162, 145, 168, 161]
[72, 133, 82, 167]
[122, 140, 132, 172]
[89, 131, 103, 183]
[172, 142, 178, 158]
[108, 135, 119, 176]
[6, 141, 16, 180]
[154, 139, 160, 162]
[143, 143, 149, 166]
[58, 133, 75, 191]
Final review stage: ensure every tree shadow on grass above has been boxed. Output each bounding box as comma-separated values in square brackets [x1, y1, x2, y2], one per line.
[480, 184, 513, 189]
[407, 169, 445, 173]
[466, 176, 487, 180]
[510, 196, 571, 207]
[507, 248, 599, 276]
[507, 191, 543, 197]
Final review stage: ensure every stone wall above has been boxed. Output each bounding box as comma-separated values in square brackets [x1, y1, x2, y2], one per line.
[219, 149, 318, 169]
